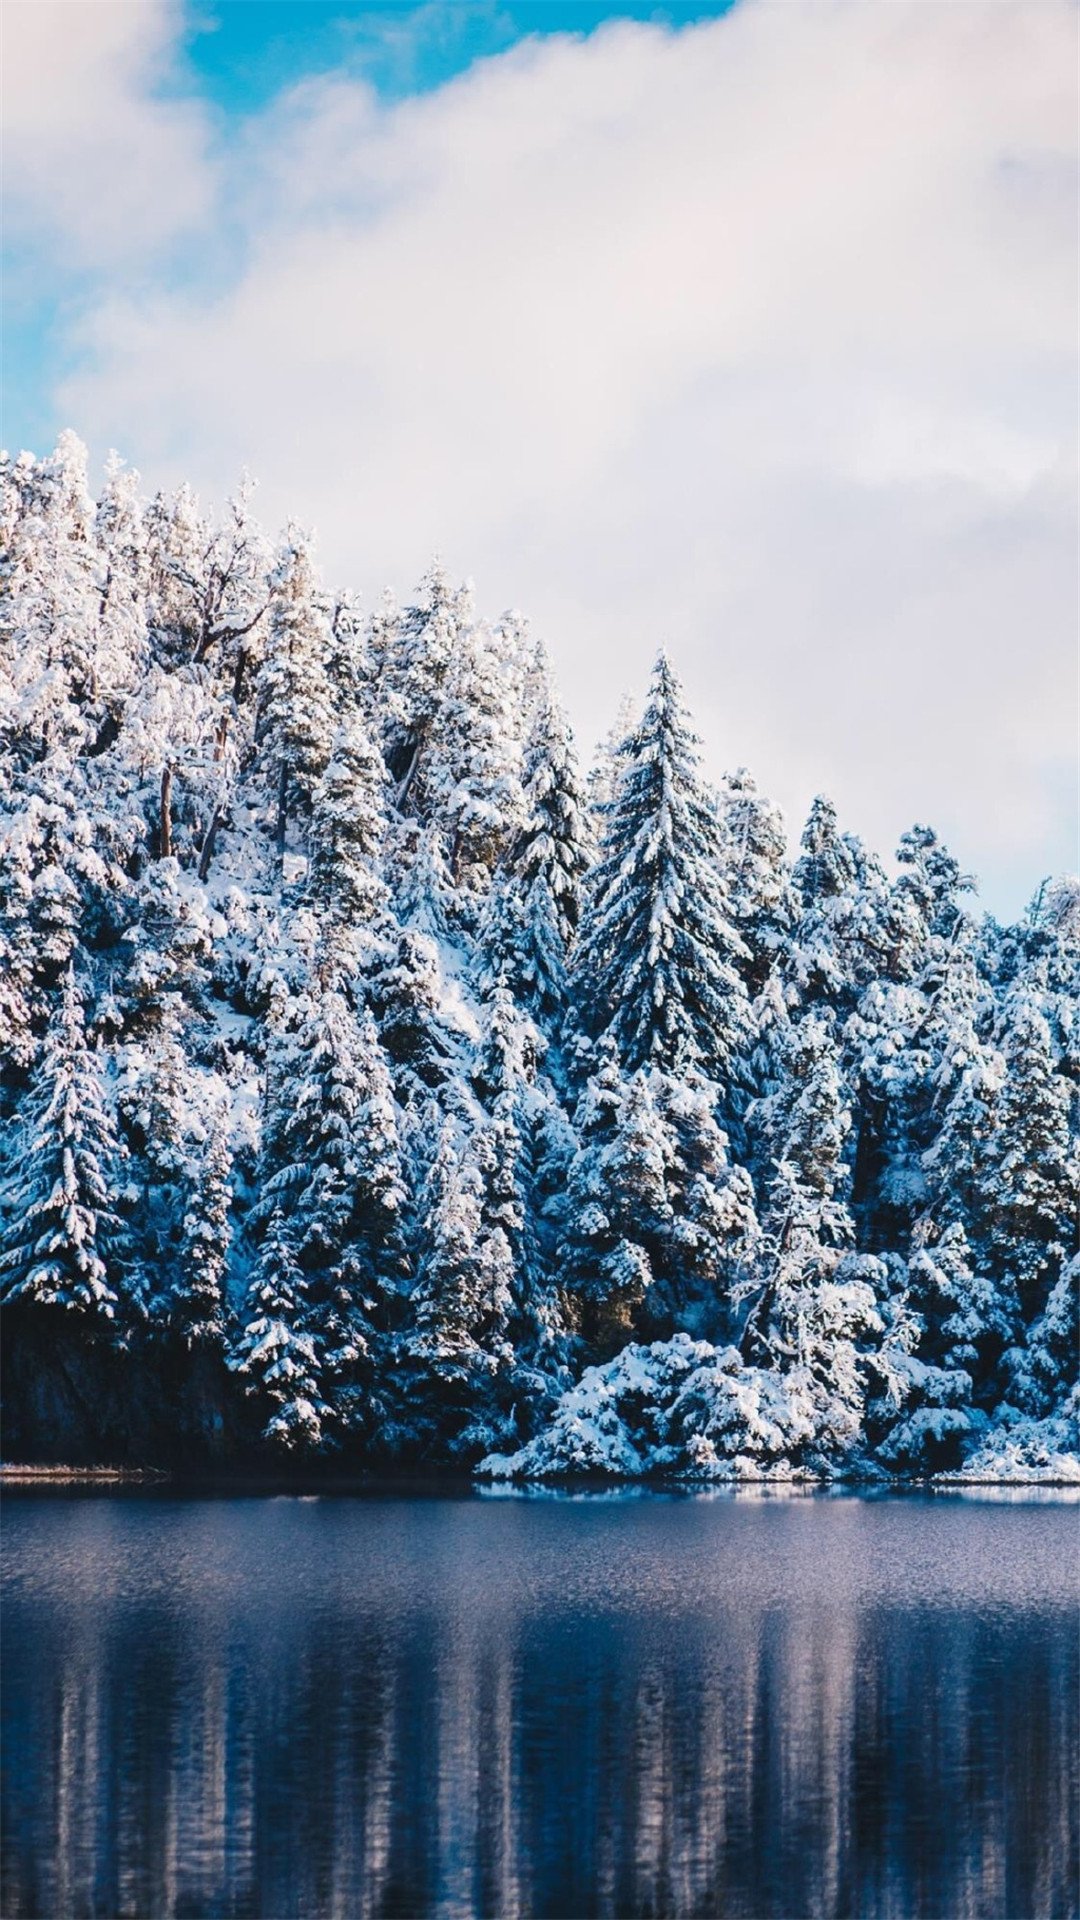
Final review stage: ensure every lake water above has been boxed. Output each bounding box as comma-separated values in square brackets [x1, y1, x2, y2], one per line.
[1, 1488, 1076, 1920]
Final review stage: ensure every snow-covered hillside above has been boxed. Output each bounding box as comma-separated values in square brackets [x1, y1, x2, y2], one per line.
[1, 435, 1076, 1480]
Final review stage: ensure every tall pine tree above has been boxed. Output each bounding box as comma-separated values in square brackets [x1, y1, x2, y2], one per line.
[576, 653, 750, 1087]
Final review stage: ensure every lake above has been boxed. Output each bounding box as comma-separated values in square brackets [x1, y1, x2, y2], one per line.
[1, 1488, 1076, 1919]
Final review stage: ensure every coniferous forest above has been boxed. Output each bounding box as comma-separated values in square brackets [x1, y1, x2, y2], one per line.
[1, 435, 1077, 1481]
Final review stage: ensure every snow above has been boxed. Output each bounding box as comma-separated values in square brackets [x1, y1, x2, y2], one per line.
[0, 431, 1075, 1480]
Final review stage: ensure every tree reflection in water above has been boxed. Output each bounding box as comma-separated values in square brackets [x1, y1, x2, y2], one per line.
[2, 1489, 1076, 1919]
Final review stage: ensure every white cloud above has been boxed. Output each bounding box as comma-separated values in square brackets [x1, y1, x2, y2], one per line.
[1, 0, 211, 264]
[16, 0, 1080, 911]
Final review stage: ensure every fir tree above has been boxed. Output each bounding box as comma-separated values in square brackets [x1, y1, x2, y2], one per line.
[559, 1043, 656, 1349]
[430, 614, 524, 897]
[576, 653, 750, 1085]
[2, 434, 100, 759]
[718, 766, 794, 995]
[905, 1222, 1010, 1384]
[587, 692, 637, 832]
[376, 562, 467, 812]
[397, 1119, 516, 1458]
[652, 1072, 760, 1334]
[481, 689, 591, 1022]
[0, 972, 127, 1321]
[255, 528, 334, 864]
[788, 796, 887, 1013]
[473, 984, 563, 1366]
[258, 985, 407, 1434]
[230, 1208, 329, 1449]
[369, 929, 458, 1101]
[94, 450, 150, 708]
[174, 1118, 233, 1349]
[308, 715, 391, 938]
[978, 994, 1078, 1316]
[741, 1008, 916, 1462]
[1009, 1254, 1079, 1421]
[325, 588, 370, 715]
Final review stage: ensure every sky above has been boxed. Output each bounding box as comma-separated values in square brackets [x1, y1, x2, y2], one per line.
[2, 0, 1077, 919]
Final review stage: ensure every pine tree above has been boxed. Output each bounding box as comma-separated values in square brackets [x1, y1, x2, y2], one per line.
[119, 858, 214, 1034]
[875, 1221, 1017, 1472]
[576, 653, 750, 1084]
[198, 477, 273, 695]
[787, 796, 887, 1013]
[748, 1012, 854, 1236]
[0, 920, 35, 1082]
[480, 690, 591, 1022]
[793, 795, 854, 909]
[258, 986, 407, 1435]
[376, 562, 467, 810]
[0, 813, 38, 1077]
[920, 1029, 1003, 1239]
[979, 993, 1078, 1316]
[1020, 876, 1080, 1077]
[143, 481, 211, 668]
[430, 614, 525, 897]
[472, 984, 562, 1365]
[718, 766, 795, 995]
[0, 972, 127, 1321]
[255, 528, 334, 864]
[740, 1013, 883, 1449]
[28, 836, 82, 990]
[513, 680, 590, 923]
[906, 1222, 1010, 1382]
[652, 1072, 760, 1333]
[94, 450, 150, 706]
[397, 1119, 516, 1457]
[1009, 1254, 1079, 1421]
[369, 928, 458, 1101]
[898, 821, 973, 929]
[1, 436, 99, 762]
[174, 1120, 233, 1349]
[394, 823, 459, 944]
[847, 920, 992, 1242]
[308, 714, 391, 939]
[378, 580, 528, 928]
[559, 1043, 656, 1349]
[230, 1208, 329, 1449]
[587, 692, 637, 832]
[326, 588, 370, 715]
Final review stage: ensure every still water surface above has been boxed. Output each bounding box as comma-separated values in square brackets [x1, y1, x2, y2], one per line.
[2, 1488, 1076, 1920]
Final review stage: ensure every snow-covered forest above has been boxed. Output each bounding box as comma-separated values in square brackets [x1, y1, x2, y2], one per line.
[1, 434, 1076, 1480]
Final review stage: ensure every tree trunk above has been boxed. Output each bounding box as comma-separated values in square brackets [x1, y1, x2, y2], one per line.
[159, 766, 173, 859]
[198, 807, 224, 882]
[276, 760, 289, 867]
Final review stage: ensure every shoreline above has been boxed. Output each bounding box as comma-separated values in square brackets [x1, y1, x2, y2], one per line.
[0, 1464, 170, 1484]
[3, 1462, 1078, 1493]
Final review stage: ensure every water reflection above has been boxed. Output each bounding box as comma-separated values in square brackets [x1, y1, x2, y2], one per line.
[2, 1492, 1076, 1919]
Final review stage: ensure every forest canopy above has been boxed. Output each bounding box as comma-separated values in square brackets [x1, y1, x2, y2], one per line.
[1, 435, 1076, 1482]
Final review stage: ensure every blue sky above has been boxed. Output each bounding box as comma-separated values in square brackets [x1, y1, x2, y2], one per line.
[3, 0, 1076, 915]
[181, 3, 739, 111]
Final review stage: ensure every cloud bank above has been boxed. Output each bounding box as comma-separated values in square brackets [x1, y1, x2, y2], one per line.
[4, 0, 1077, 914]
